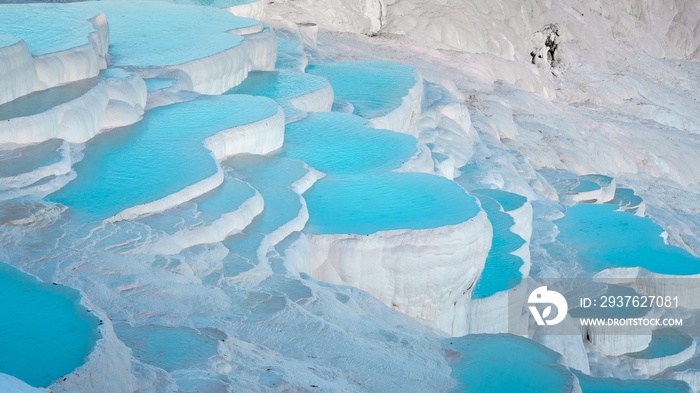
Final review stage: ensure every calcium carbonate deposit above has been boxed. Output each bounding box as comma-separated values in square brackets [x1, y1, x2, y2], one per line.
[0, 0, 699, 391]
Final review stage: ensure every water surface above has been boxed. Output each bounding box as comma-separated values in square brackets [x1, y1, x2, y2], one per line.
[0, 263, 99, 387]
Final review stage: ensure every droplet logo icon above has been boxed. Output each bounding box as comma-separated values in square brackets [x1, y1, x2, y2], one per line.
[528, 286, 568, 326]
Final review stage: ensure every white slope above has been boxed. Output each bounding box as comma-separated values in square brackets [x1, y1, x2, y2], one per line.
[85, 1, 277, 95]
[0, 35, 34, 106]
[0, 4, 108, 95]
[0, 69, 146, 145]
[0, 374, 42, 393]
[266, 0, 700, 62]
[142, 176, 265, 255]
[292, 210, 492, 336]
[0, 0, 698, 391]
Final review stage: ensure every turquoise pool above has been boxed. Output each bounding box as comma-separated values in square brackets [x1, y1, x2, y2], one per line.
[554, 204, 700, 275]
[225, 71, 329, 117]
[114, 324, 220, 372]
[472, 188, 527, 212]
[446, 334, 576, 393]
[275, 38, 306, 71]
[575, 371, 690, 393]
[471, 193, 525, 299]
[279, 112, 418, 175]
[85, 1, 256, 67]
[49, 95, 278, 221]
[0, 77, 98, 121]
[304, 172, 479, 235]
[0, 263, 99, 387]
[0, 4, 101, 56]
[306, 61, 417, 119]
[626, 329, 693, 360]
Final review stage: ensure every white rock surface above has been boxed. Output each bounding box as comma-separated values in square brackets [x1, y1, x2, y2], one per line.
[267, 0, 700, 63]
[0, 36, 35, 106]
[571, 178, 617, 204]
[581, 318, 654, 357]
[666, 365, 700, 393]
[148, 190, 264, 255]
[223, 0, 266, 20]
[290, 210, 492, 336]
[464, 288, 511, 335]
[0, 141, 72, 191]
[627, 340, 696, 377]
[204, 106, 285, 160]
[287, 82, 334, 113]
[368, 70, 423, 135]
[156, 25, 276, 96]
[0, 71, 146, 145]
[240, 27, 278, 72]
[34, 9, 109, 91]
[50, 314, 137, 393]
[0, 374, 42, 393]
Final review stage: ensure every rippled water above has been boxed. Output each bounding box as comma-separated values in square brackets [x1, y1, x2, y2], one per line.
[90, 1, 255, 67]
[226, 71, 329, 116]
[307, 61, 416, 119]
[305, 172, 479, 235]
[280, 112, 418, 174]
[446, 334, 576, 393]
[554, 204, 700, 275]
[49, 95, 277, 221]
[627, 328, 693, 359]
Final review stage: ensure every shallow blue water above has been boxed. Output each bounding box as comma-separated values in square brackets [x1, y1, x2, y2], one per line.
[226, 71, 328, 101]
[574, 179, 600, 193]
[472, 188, 527, 212]
[0, 77, 99, 121]
[0, 4, 100, 55]
[671, 351, 700, 373]
[0, 33, 20, 48]
[114, 324, 220, 372]
[446, 334, 576, 393]
[279, 112, 418, 175]
[611, 188, 643, 213]
[275, 38, 306, 71]
[574, 371, 690, 393]
[0, 140, 64, 178]
[195, 176, 257, 221]
[581, 174, 613, 187]
[219, 155, 311, 274]
[279, 110, 478, 235]
[304, 172, 479, 235]
[224, 155, 309, 236]
[0, 263, 99, 387]
[225, 71, 329, 117]
[626, 329, 693, 359]
[554, 204, 700, 275]
[49, 95, 278, 221]
[144, 77, 177, 92]
[471, 193, 525, 299]
[306, 61, 417, 119]
[86, 1, 256, 67]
